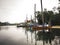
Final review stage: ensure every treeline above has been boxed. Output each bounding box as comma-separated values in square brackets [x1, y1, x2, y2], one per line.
[0, 22, 10, 26]
[36, 10, 60, 25]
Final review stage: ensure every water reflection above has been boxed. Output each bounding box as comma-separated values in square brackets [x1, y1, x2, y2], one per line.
[25, 27, 60, 45]
[0, 26, 9, 30]
[37, 31, 54, 45]
[25, 27, 34, 45]
[0, 26, 30, 45]
[0, 26, 60, 45]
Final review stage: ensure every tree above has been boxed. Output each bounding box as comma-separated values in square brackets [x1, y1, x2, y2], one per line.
[37, 10, 60, 25]
[37, 11, 42, 24]
[51, 13, 60, 25]
[37, 10, 54, 25]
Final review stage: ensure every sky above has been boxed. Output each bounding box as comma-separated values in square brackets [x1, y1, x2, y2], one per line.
[0, 0, 59, 23]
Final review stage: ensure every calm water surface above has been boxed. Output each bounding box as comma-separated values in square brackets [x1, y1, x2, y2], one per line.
[0, 26, 60, 45]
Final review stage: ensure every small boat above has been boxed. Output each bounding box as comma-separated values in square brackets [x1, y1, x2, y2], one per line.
[17, 24, 26, 27]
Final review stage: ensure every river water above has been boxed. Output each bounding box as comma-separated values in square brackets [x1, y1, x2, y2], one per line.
[0, 26, 60, 45]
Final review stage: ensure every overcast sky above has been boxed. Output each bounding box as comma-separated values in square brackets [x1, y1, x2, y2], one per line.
[0, 0, 59, 23]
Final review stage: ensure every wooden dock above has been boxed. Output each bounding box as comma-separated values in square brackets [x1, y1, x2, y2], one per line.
[52, 26, 60, 29]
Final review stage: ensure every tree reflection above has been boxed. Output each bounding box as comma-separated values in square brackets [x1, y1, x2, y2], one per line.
[37, 31, 55, 45]
[25, 27, 60, 45]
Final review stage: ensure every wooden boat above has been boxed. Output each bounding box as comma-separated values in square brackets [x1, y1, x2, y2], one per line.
[32, 25, 52, 30]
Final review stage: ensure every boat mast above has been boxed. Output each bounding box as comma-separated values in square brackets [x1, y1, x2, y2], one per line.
[34, 4, 36, 23]
[40, 0, 44, 25]
[26, 15, 28, 22]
